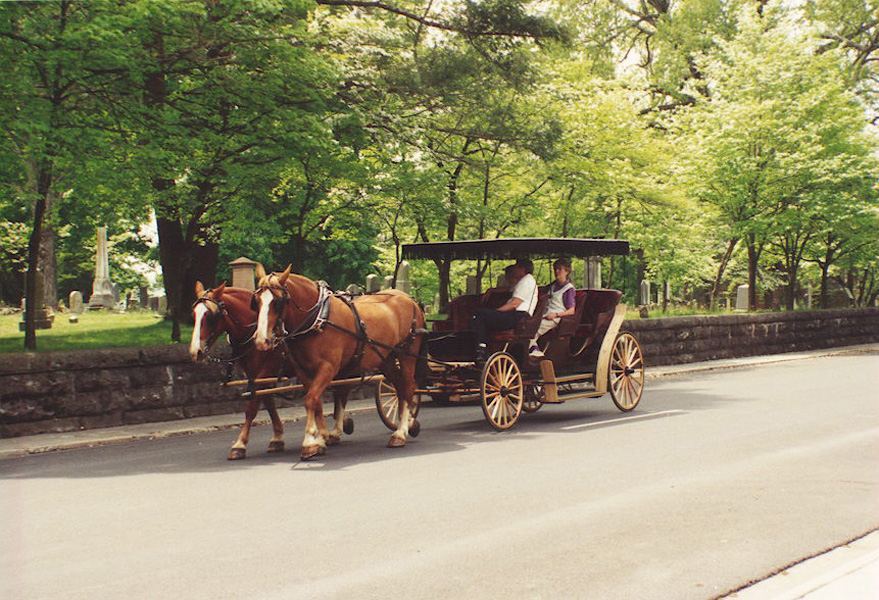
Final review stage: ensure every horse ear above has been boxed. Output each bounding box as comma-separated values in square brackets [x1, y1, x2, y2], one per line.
[255, 263, 267, 282]
[215, 282, 226, 295]
[195, 281, 205, 296]
[278, 264, 292, 285]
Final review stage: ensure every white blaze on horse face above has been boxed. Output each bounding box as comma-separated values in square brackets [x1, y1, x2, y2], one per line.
[255, 288, 276, 351]
[189, 303, 209, 362]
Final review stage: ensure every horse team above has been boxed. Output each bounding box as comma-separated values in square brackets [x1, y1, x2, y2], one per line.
[189, 264, 426, 461]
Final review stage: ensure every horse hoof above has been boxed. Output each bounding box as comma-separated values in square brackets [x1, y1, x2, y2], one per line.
[267, 441, 285, 453]
[343, 417, 354, 435]
[410, 419, 421, 438]
[387, 436, 406, 448]
[300, 445, 326, 460]
[327, 434, 341, 446]
[227, 448, 246, 460]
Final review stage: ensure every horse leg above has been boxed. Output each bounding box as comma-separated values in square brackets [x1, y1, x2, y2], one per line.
[300, 368, 335, 460]
[229, 396, 260, 460]
[328, 386, 352, 445]
[264, 397, 285, 453]
[384, 360, 418, 448]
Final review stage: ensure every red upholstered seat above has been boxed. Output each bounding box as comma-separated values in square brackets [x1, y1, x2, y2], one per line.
[485, 294, 549, 343]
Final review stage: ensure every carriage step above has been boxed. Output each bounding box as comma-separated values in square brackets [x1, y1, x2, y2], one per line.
[538, 361, 597, 403]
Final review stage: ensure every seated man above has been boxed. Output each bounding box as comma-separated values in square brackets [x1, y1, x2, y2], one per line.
[472, 258, 538, 361]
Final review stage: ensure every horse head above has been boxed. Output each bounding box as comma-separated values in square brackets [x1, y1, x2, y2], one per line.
[253, 264, 292, 352]
[190, 281, 228, 363]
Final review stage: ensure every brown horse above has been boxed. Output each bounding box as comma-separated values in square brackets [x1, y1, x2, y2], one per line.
[189, 282, 288, 460]
[253, 264, 426, 459]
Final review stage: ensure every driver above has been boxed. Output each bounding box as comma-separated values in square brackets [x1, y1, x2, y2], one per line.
[472, 258, 538, 361]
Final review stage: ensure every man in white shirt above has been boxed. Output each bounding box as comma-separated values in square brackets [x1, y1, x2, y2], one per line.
[472, 258, 538, 361]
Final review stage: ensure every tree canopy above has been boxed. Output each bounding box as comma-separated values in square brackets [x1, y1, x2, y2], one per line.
[3, 0, 878, 348]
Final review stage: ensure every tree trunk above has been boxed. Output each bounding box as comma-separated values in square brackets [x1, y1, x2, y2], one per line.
[710, 238, 737, 310]
[156, 215, 186, 342]
[39, 216, 58, 308]
[23, 170, 53, 350]
[746, 233, 759, 311]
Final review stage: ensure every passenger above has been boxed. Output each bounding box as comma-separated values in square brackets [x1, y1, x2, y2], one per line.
[472, 258, 538, 361]
[528, 257, 576, 358]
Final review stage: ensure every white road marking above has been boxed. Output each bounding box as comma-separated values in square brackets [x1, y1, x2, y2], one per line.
[561, 409, 686, 431]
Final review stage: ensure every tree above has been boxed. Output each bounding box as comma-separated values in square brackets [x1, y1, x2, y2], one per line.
[676, 3, 877, 310]
[0, 1, 129, 349]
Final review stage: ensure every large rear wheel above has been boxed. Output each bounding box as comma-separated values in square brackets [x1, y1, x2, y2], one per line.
[608, 332, 644, 412]
[375, 380, 421, 431]
[480, 352, 523, 430]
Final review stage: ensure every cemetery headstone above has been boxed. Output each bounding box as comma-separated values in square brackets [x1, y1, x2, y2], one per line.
[466, 275, 479, 296]
[69, 290, 84, 314]
[88, 226, 116, 309]
[395, 261, 411, 294]
[584, 256, 602, 289]
[639, 280, 651, 306]
[735, 284, 749, 312]
[365, 274, 380, 293]
[19, 270, 54, 331]
[229, 256, 257, 291]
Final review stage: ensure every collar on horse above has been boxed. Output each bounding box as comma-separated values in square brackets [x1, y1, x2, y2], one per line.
[272, 280, 333, 341]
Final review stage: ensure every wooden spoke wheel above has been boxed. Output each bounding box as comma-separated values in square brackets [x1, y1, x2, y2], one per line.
[521, 383, 545, 413]
[608, 332, 645, 412]
[375, 380, 420, 431]
[480, 352, 524, 430]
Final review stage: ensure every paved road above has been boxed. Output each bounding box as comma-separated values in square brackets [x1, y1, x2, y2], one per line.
[2, 351, 878, 600]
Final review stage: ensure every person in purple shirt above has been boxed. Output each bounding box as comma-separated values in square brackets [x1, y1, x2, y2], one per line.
[529, 257, 576, 358]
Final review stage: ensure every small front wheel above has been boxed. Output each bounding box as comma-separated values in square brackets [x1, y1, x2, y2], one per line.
[480, 352, 524, 430]
[608, 332, 645, 412]
[375, 380, 420, 431]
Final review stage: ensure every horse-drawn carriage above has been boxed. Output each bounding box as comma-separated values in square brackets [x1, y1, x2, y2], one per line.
[190, 237, 644, 460]
[375, 237, 645, 432]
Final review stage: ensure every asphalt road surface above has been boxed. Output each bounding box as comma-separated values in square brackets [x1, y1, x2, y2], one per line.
[2, 351, 878, 600]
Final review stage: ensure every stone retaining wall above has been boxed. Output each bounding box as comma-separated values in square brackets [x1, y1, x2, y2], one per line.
[623, 307, 879, 366]
[1, 308, 877, 438]
[0, 344, 303, 438]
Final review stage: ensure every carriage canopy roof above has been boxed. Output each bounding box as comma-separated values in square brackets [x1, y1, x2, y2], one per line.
[401, 238, 630, 261]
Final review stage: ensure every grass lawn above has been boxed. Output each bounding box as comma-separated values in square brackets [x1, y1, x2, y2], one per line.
[0, 311, 189, 354]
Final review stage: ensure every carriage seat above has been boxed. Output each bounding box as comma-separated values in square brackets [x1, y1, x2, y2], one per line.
[485, 293, 549, 343]
[544, 289, 622, 343]
[432, 289, 514, 332]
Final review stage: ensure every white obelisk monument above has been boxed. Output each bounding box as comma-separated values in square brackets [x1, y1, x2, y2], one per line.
[88, 226, 116, 309]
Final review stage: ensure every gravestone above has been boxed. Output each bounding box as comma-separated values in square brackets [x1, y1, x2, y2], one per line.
[157, 296, 167, 315]
[139, 286, 149, 309]
[229, 256, 257, 291]
[735, 284, 749, 312]
[382, 275, 393, 290]
[584, 256, 602, 289]
[639, 280, 651, 306]
[69, 290, 84, 314]
[466, 275, 479, 296]
[395, 261, 411, 294]
[88, 226, 116, 309]
[346, 283, 362, 295]
[365, 274, 380, 293]
[19, 271, 55, 331]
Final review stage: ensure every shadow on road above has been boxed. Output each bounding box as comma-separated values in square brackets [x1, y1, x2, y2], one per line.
[0, 378, 741, 480]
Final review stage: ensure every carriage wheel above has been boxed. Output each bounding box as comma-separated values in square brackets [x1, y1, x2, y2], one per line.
[375, 380, 421, 431]
[521, 383, 544, 414]
[608, 333, 645, 412]
[480, 352, 524, 430]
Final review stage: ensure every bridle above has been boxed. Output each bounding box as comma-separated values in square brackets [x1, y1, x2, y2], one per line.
[253, 277, 333, 346]
[193, 291, 256, 356]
